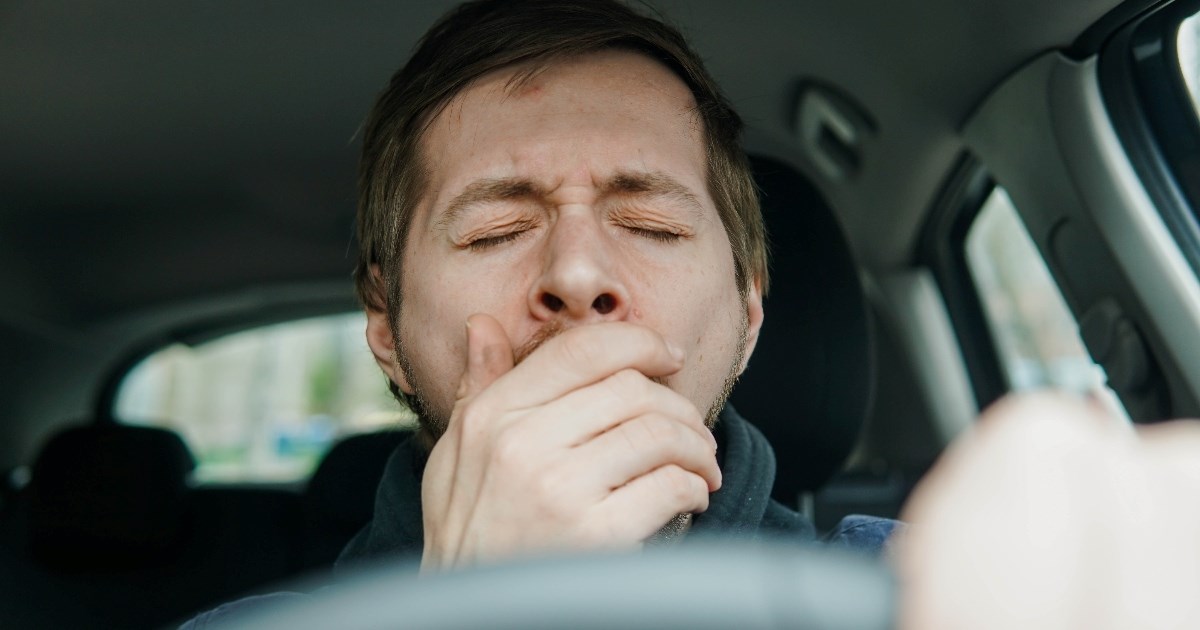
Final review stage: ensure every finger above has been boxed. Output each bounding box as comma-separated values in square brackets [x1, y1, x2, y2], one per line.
[590, 464, 710, 543]
[456, 313, 515, 403]
[444, 313, 516, 512]
[527, 369, 715, 451]
[572, 412, 722, 493]
[480, 322, 684, 410]
[435, 313, 513, 538]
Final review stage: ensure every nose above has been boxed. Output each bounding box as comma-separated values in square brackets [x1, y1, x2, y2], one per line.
[528, 216, 631, 323]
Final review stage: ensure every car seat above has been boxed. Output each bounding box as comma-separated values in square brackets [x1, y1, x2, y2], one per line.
[27, 422, 196, 569]
[301, 428, 411, 571]
[730, 156, 875, 506]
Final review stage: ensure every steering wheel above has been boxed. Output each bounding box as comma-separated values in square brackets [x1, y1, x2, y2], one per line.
[228, 542, 896, 630]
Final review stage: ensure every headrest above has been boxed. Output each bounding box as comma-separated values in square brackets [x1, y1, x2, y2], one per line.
[305, 429, 409, 533]
[730, 156, 875, 502]
[28, 422, 196, 569]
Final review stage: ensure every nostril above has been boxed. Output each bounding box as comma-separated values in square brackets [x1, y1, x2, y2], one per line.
[542, 293, 565, 312]
[592, 293, 616, 315]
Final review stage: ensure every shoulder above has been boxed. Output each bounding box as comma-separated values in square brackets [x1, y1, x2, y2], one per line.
[760, 500, 903, 558]
[822, 514, 905, 557]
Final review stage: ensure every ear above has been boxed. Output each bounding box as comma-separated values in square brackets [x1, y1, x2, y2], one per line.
[366, 307, 413, 394]
[737, 278, 764, 375]
[364, 265, 414, 394]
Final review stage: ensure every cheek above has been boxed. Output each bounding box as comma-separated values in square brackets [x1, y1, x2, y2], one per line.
[672, 246, 745, 374]
[397, 250, 539, 383]
[641, 251, 739, 351]
[395, 253, 467, 388]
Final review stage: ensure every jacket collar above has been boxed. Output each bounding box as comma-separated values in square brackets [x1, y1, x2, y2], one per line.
[335, 403, 778, 572]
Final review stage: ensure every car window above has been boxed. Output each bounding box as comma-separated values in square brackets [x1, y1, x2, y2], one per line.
[1102, 2, 1200, 266]
[115, 312, 411, 482]
[964, 187, 1127, 416]
[1180, 11, 1199, 111]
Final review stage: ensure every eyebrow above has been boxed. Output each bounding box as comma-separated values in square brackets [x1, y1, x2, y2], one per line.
[433, 178, 544, 232]
[609, 168, 700, 205]
[603, 171, 704, 218]
[433, 170, 704, 231]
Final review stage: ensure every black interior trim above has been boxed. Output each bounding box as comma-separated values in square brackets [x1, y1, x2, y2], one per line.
[1069, 0, 1173, 59]
[917, 155, 1007, 410]
[1099, 0, 1200, 275]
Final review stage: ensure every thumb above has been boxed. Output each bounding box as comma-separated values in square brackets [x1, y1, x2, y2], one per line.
[456, 313, 515, 401]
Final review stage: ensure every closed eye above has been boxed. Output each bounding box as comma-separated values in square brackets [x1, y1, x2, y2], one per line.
[466, 229, 530, 251]
[625, 226, 684, 243]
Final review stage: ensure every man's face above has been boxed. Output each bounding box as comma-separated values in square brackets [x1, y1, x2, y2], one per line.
[369, 50, 763, 435]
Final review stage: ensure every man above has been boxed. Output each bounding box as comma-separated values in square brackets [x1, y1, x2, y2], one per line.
[183, 4, 891, 625]
[185, 0, 1200, 627]
[341, 0, 894, 572]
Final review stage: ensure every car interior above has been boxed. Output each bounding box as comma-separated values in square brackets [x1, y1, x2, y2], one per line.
[2, 0, 1199, 627]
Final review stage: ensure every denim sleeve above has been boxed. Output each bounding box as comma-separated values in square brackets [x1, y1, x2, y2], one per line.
[822, 515, 904, 557]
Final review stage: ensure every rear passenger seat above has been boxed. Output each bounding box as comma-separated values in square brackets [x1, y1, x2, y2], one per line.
[0, 422, 305, 629]
[27, 423, 196, 571]
[0, 422, 412, 629]
[300, 428, 410, 572]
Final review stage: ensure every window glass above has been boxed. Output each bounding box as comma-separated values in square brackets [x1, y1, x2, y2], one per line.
[116, 312, 413, 483]
[965, 188, 1126, 415]
[1179, 11, 1200, 110]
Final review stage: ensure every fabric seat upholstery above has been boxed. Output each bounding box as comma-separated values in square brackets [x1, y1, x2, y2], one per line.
[28, 422, 196, 569]
[301, 429, 411, 570]
[730, 156, 875, 504]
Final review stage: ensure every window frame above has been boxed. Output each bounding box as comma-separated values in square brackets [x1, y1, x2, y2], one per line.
[1099, 0, 1200, 273]
[918, 155, 1009, 410]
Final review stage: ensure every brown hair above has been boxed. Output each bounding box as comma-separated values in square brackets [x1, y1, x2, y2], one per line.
[354, 0, 768, 400]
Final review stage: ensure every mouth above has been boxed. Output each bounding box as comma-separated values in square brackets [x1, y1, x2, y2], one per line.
[513, 319, 669, 386]
[512, 319, 567, 366]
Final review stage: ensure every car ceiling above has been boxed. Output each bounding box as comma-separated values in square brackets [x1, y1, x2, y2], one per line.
[0, 0, 1122, 332]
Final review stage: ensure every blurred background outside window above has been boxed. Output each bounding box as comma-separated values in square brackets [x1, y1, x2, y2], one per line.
[1179, 10, 1199, 110]
[965, 187, 1126, 417]
[116, 313, 412, 483]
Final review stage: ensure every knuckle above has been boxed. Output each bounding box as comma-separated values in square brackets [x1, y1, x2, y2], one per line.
[597, 369, 648, 410]
[620, 415, 661, 450]
[457, 400, 492, 435]
[616, 415, 691, 465]
[533, 467, 584, 517]
[532, 468, 566, 503]
[625, 415, 676, 455]
[612, 368, 649, 396]
[489, 427, 528, 471]
[646, 413, 684, 442]
[659, 464, 704, 504]
[658, 387, 700, 422]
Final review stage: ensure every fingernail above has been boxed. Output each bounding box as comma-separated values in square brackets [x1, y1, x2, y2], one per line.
[667, 341, 684, 362]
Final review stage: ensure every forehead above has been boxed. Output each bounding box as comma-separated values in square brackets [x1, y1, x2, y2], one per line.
[443, 48, 699, 123]
[417, 49, 707, 195]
